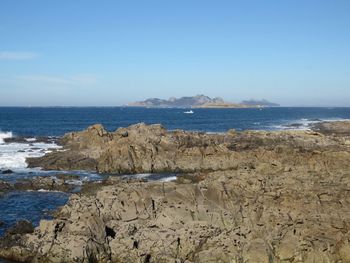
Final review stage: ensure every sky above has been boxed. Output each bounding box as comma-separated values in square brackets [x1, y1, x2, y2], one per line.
[0, 0, 350, 106]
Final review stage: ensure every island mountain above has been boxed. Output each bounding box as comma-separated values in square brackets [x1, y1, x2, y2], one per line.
[128, 95, 279, 108]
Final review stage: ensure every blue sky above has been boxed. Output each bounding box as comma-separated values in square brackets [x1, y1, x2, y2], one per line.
[0, 0, 350, 106]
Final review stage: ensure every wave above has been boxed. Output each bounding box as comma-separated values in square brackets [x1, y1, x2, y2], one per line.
[120, 173, 177, 182]
[0, 131, 13, 144]
[272, 118, 350, 131]
[0, 134, 61, 170]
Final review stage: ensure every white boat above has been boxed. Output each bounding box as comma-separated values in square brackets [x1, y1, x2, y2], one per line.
[184, 110, 194, 114]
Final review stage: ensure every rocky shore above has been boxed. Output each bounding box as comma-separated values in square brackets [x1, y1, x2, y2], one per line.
[1, 122, 350, 262]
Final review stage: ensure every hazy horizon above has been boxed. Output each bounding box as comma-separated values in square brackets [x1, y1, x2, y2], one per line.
[1, 0, 350, 107]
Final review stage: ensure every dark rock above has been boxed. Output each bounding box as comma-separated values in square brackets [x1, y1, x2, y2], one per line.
[3, 137, 28, 143]
[13, 176, 76, 192]
[36, 136, 59, 144]
[2, 170, 13, 174]
[55, 174, 80, 181]
[0, 220, 35, 262]
[5, 220, 34, 236]
[26, 152, 98, 171]
[4, 136, 58, 144]
[287, 123, 303, 128]
[0, 181, 12, 193]
[30, 147, 41, 150]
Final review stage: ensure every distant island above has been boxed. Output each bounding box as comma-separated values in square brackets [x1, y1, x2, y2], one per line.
[241, 99, 280, 107]
[127, 95, 280, 108]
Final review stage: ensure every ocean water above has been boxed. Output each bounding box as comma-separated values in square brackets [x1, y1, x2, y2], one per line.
[1, 107, 350, 238]
[1, 107, 350, 136]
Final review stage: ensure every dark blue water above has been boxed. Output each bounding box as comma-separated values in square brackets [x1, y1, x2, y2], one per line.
[1, 107, 350, 241]
[0, 191, 69, 237]
[1, 107, 350, 136]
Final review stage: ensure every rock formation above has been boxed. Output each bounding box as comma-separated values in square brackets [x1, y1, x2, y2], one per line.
[2, 122, 350, 262]
[27, 123, 347, 174]
[127, 95, 272, 108]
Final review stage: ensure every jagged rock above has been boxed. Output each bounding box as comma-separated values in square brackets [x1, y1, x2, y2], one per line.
[26, 123, 349, 174]
[3, 164, 350, 262]
[1, 121, 350, 262]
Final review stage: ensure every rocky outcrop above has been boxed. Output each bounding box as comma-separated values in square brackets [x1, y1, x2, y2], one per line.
[26, 122, 349, 174]
[0, 220, 34, 262]
[313, 121, 350, 136]
[2, 122, 350, 262]
[2, 164, 350, 262]
[0, 174, 81, 194]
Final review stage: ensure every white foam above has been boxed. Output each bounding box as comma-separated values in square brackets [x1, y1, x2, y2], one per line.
[65, 180, 83, 186]
[36, 189, 63, 193]
[134, 173, 151, 179]
[0, 131, 13, 144]
[205, 131, 225, 135]
[272, 118, 350, 131]
[0, 135, 62, 170]
[159, 176, 177, 182]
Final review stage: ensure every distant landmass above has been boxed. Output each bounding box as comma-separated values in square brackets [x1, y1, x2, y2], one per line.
[241, 99, 280, 107]
[127, 95, 279, 108]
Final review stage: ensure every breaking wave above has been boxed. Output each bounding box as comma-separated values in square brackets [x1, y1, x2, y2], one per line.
[0, 133, 61, 170]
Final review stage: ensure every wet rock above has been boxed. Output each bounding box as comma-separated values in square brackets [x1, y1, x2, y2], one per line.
[13, 176, 76, 192]
[55, 174, 80, 181]
[3, 137, 28, 143]
[2, 170, 13, 174]
[5, 220, 34, 236]
[0, 221, 4, 227]
[0, 180, 12, 193]
[4, 136, 58, 144]
[36, 136, 59, 144]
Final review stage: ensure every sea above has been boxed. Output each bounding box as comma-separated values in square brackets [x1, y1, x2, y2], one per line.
[1, 106, 350, 239]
